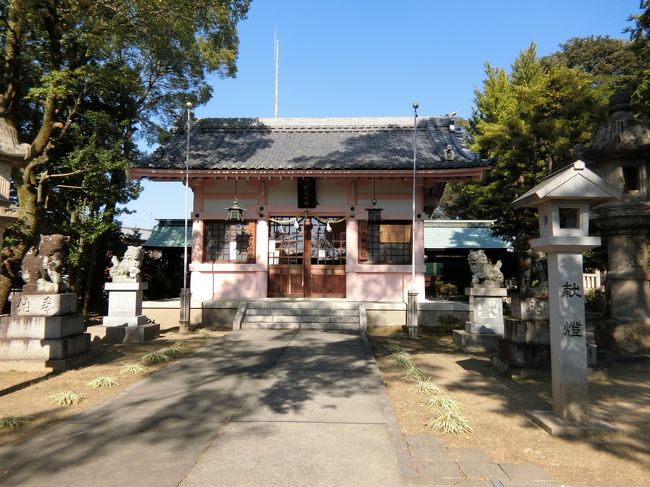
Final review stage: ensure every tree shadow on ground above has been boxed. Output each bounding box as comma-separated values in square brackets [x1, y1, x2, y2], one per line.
[0, 329, 380, 485]
[390, 333, 650, 467]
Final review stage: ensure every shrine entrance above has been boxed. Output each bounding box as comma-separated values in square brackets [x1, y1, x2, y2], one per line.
[268, 216, 346, 298]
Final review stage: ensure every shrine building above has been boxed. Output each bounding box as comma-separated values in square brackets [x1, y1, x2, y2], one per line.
[130, 116, 490, 302]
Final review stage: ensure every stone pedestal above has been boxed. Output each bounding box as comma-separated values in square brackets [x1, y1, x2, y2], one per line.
[93, 282, 159, 343]
[594, 205, 650, 353]
[0, 292, 91, 371]
[492, 289, 552, 377]
[453, 286, 506, 351]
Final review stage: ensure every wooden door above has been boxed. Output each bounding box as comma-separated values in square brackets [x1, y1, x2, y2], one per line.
[268, 218, 305, 297]
[267, 217, 346, 298]
[308, 218, 346, 298]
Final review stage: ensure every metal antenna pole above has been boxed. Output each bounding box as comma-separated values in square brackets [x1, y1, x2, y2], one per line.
[274, 30, 279, 118]
[180, 101, 192, 333]
[408, 102, 419, 338]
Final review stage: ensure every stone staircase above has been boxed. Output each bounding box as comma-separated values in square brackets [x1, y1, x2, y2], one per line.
[236, 300, 364, 331]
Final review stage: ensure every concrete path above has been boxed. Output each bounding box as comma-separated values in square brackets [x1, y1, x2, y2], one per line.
[0, 330, 408, 487]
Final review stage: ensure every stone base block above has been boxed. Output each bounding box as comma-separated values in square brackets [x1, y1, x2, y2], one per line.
[492, 356, 551, 379]
[464, 321, 503, 335]
[11, 292, 77, 317]
[498, 339, 551, 368]
[526, 410, 617, 437]
[0, 350, 95, 372]
[595, 319, 650, 354]
[102, 315, 148, 327]
[87, 323, 160, 344]
[0, 314, 84, 339]
[0, 333, 90, 361]
[503, 317, 549, 344]
[453, 330, 501, 352]
[492, 355, 604, 379]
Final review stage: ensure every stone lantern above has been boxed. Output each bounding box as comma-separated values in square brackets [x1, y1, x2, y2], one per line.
[0, 95, 30, 252]
[513, 160, 619, 435]
[577, 93, 650, 353]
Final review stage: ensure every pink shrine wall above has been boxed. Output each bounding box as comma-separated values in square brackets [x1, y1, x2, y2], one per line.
[188, 178, 426, 302]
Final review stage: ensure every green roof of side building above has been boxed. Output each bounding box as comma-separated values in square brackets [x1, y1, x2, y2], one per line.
[424, 220, 510, 250]
[143, 220, 191, 248]
[145, 219, 509, 250]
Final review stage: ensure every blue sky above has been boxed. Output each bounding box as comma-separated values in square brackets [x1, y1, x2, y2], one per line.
[121, 0, 641, 229]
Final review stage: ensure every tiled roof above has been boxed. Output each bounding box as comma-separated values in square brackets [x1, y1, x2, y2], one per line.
[138, 117, 490, 171]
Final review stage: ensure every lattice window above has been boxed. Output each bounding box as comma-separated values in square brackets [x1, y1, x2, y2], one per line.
[204, 221, 256, 263]
[268, 218, 304, 265]
[359, 220, 411, 264]
[311, 218, 346, 265]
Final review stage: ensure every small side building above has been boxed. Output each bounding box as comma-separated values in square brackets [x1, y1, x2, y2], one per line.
[424, 220, 513, 295]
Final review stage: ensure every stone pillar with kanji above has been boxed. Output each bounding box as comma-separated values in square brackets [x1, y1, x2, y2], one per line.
[513, 160, 619, 433]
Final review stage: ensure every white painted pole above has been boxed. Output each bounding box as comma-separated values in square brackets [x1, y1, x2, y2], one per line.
[180, 101, 192, 333]
[408, 102, 419, 337]
[183, 102, 191, 289]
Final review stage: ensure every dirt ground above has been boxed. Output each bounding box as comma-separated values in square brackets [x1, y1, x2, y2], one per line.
[369, 331, 650, 486]
[0, 326, 227, 447]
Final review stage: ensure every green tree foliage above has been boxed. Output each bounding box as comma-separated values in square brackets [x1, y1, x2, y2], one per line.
[627, 0, 650, 118]
[544, 36, 639, 93]
[0, 0, 250, 309]
[440, 44, 608, 249]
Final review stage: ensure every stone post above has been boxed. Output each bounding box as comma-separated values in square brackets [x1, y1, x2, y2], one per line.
[546, 252, 589, 422]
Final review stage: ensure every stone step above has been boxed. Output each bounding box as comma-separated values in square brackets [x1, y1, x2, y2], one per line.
[243, 314, 359, 324]
[245, 308, 358, 317]
[246, 300, 359, 311]
[241, 322, 359, 331]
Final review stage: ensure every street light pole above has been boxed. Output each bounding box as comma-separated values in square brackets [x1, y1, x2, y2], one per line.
[179, 101, 192, 334]
[408, 102, 419, 338]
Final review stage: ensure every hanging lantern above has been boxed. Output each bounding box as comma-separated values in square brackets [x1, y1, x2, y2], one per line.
[226, 197, 245, 222]
[226, 179, 245, 222]
[366, 179, 382, 222]
[366, 199, 383, 222]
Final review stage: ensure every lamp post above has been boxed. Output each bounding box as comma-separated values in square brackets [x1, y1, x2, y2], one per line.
[407, 102, 419, 338]
[179, 101, 192, 334]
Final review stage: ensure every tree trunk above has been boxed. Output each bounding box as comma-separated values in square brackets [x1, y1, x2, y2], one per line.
[0, 175, 38, 307]
[81, 238, 101, 317]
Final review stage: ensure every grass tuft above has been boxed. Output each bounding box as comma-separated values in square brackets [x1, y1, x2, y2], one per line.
[400, 366, 427, 382]
[0, 415, 33, 429]
[196, 328, 214, 339]
[390, 351, 414, 369]
[48, 390, 84, 406]
[412, 379, 446, 397]
[426, 411, 473, 434]
[386, 341, 404, 354]
[426, 395, 463, 414]
[120, 363, 148, 375]
[157, 341, 185, 356]
[140, 350, 172, 365]
[87, 376, 120, 389]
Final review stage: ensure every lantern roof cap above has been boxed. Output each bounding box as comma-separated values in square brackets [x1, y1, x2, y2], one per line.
[513, 160, 621, 208]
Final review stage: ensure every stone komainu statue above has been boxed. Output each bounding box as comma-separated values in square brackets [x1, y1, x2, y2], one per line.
[109, 246, 144, 282]
[468, 249, 504, 288]
[21, 234, 69, 294]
